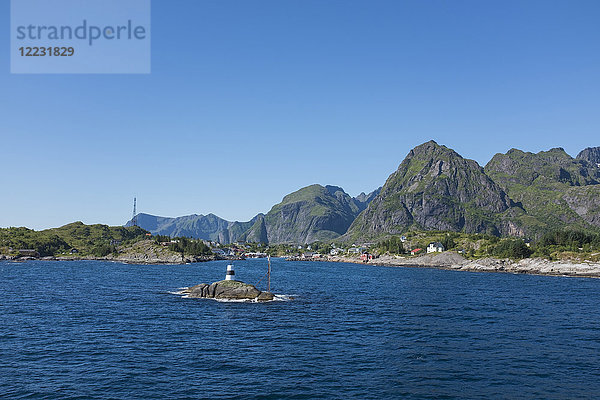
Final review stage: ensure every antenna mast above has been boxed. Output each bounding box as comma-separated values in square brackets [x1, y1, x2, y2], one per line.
[132, 197, 137, 226]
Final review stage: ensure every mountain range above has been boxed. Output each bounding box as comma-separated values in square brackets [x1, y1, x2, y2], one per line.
[127, 141, 600, 244]
[127, 185, 381, 244]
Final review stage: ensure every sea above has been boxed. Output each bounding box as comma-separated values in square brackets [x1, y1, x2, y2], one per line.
[1, 258, 600, 399]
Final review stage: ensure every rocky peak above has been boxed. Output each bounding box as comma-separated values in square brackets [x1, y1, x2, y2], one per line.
[577, 147, 600, 166]
[486, 147, 600, 188]
[346, 141, 518, 239]
[354, 187, 382, 208]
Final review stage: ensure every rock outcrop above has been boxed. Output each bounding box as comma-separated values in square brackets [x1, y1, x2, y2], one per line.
[180, 280, 274, 301]
[577, 146, 600, 166]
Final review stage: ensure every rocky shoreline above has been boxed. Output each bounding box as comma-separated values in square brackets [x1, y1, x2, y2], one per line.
[5, 250, 600, 278]
[289, 252, 600, 278]
[0, 239, 245, 265]
[0, 253, 243, 265]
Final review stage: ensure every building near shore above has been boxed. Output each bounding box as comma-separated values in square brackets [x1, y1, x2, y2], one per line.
[18, 249, 39, 257]
[427, 242, 445, 253]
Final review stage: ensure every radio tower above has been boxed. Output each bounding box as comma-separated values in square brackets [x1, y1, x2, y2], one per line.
[132, 197, 137, 227]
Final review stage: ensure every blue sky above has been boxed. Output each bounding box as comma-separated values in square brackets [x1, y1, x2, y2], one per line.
[1, 0, 599, 230]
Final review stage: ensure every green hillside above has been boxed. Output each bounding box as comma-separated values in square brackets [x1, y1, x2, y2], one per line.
[0, 222, 148, 257]
[260, 184, 365, 244]
[485, 148, 600, 236]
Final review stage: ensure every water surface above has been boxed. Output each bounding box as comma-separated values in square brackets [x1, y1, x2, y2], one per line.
[1, 259, 599, 399]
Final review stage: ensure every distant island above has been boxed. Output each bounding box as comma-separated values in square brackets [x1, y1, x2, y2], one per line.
[1, 141, 599, 277]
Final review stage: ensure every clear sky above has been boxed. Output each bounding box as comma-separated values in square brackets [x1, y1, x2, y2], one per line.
[1, 0, 599, 230]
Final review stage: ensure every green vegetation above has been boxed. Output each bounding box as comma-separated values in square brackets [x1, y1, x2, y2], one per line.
[375, 231, 492, 257]
[538, 229, 600, 249]
[370, 228, 600, 262]
[485, 147, 600, 237]
[532, 229, 600, 261]
[0, 228, 69, 256]
[490, 239, 532, 259]
[0, 222, 148, 257]
[153, 236, 212, 256]
[378, 236, 408, 254]
[307, 242, 333, 255]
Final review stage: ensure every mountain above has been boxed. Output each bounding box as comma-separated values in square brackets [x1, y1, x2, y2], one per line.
[126, 213, 257, 244]
[127, 185, 379, 245]
[238, 214, 268, 244]
[346, 141, 523, 240]
[354, 187, 382, 210]
[254, 184, 367, 244]
[125, 143, 600, 244]
[577, 146, 600, 166]
[486, 147, 600, 188]
[485, 147, 600, 235]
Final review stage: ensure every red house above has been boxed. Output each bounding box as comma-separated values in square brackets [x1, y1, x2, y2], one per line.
[360, 253, 375, 262]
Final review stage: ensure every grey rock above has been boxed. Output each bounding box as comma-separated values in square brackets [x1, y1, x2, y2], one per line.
[354, 187, 382, 209]
[189, 283, 209, 297]
[256, 291, 275, 301]
[214, 282, 260, 300]
[577, 146, 600, 165]
[183, 280, 273, 301]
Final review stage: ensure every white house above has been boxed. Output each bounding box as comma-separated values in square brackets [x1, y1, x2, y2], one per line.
[212, 248, 226, 256]
[427, 242, 445, 253]
[348, 247, 366, 255]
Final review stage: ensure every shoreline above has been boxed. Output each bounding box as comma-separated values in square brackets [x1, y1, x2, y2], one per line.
[0, 254, 243, 265]
[287, 252, 600, 279]
[3, 252, 600, 278]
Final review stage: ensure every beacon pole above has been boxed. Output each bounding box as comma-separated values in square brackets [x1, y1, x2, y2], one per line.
[267, 255, 271, 293]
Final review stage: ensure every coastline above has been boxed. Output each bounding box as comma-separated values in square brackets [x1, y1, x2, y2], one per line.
[289, 252, 600, 278]
[0, 239, 243, 265]
[0, 253, 241, 265]
[3, 250, 600, 278]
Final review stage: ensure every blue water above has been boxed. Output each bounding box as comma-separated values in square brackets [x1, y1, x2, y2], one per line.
[1, 259, 600, 399]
